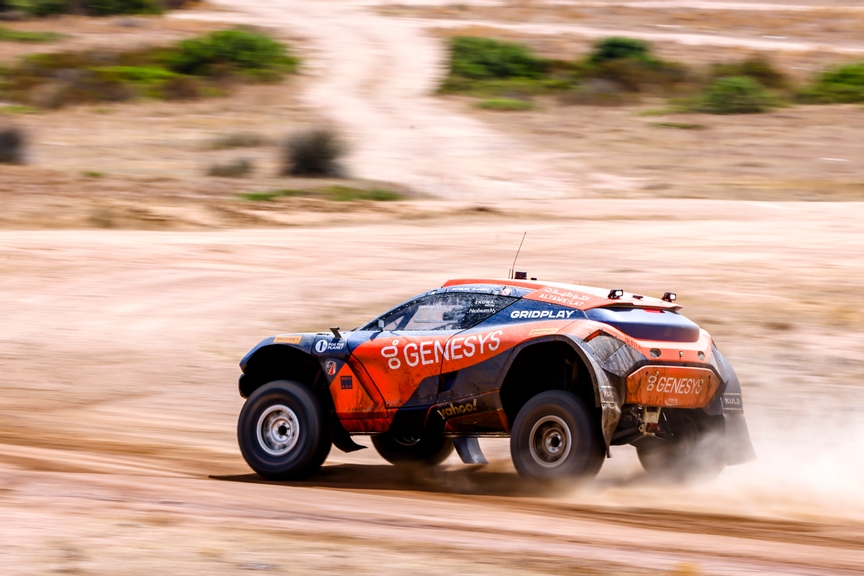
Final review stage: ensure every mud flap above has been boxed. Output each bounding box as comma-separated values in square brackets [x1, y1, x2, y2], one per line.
[454, 437, 488, 464]
[575, 346, 621, 450]
[329, 413, 366, 453]
[724, 413, 756, 465]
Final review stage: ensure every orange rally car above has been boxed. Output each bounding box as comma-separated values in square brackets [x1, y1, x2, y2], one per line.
[236, 278, 755, 481]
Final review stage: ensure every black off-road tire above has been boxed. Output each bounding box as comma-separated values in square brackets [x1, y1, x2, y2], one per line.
[510, 390, 605, 481]
[371, 434, 454, 466]
[635, 410, 726, 481]
[238, 380, 331, 480]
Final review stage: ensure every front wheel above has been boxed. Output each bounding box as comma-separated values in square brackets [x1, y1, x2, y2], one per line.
[237, 380, 331, 480]
[510, 390, 605, 481]
[371, 434, 454, 466]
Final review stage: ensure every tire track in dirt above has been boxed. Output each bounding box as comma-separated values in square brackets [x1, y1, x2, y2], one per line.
[176, 1, 575, 200]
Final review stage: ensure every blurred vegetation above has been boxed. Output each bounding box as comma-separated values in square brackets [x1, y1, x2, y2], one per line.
[207, 158, 253, 178]
[0, 28, 298, 108]
[441, 34, 864, 115]
[652, 122, 707, 130]
[708, 58, 788, 90]
[281, 128, 347, 178]
[238, 186, 403, 202]
[165, 29, 297, 81]
[206, 131, 269, 150]
[475, 97, 533, 111]
[0, 26, 65, 42]
[797, 62, 864, 104]
[694, 76, 776, 114]
[0, 0, 193, 16]
[0, 126, 26, 164]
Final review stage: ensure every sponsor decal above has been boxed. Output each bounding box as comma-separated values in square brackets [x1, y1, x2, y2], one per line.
[436, 398, 477, 420]
[646, 371, 704, 395]
[535, 288, 591, 308]
[469, 308, 495, 314]
[501, 288, 512, 296]
[274, 335, 302, 344]
[529, 328, 558, 336]
[315, 339, 346, 354]
[510, 309, 575, 320]
[340, 375, 353, 389]
[722, 393, 743, 411]
[380, 329, 504, 369]
[325, 360, 337, 376]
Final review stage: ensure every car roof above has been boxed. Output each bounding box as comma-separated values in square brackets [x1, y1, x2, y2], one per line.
[441, 278, 681, 311]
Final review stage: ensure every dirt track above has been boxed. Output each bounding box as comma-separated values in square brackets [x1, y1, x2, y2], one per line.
[3, 0, 864, 573]
[3, 200, 864, 574]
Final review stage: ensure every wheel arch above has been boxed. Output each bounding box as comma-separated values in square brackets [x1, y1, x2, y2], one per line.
[497, 335, 621, 448]
[239, 344, 323, 399]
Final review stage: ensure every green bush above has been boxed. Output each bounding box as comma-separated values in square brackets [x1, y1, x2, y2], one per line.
[0, 29, 298, 108]
[697, 76, 773, 114]
[238, 186, 402, 202]
[709, 58, 787, 89]
[0, 126, 26, 164]
[164, 29, 298, 80]
[17, 0, 184, 16]
[0, 26, 65, 43]
[93, 65, 178, 83]
[589, 37, 651, 64]
[85, 0, 163, 15]
[475, 97, 533, 111]
[281, 128, 347, 178]
[797, 62, 864, 104]
[447, 36, 548, 81]
[25, 0, 69, 16]
[576, 38, 691, 94]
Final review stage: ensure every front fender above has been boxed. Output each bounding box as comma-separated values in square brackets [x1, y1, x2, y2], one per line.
[240, 333, 315, 370]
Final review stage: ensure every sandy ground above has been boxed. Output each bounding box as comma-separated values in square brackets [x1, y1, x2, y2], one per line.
[3, 201, 864, 574]
[2, 0, 864, 574]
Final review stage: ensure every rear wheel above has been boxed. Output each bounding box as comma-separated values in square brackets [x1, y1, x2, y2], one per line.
[635, 410, 725, 480]
[238, 380, 331, 480]
[372, 434, 454, 466]
[510, 390, 605, 480]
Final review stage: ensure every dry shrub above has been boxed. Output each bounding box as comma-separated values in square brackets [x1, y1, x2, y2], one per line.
[0, 126, 26, 164]
[208, 158, 253, 178]
[281, 128, 347, 178]
[559, 79, 638, 106]
[709, 58, 788, 89]
[207, 131, 268, 150]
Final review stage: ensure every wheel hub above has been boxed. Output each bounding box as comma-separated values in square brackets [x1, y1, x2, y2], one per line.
[257, 404, 300, 456]
[529, 416, 573, 468]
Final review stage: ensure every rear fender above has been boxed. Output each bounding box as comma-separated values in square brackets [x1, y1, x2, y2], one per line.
[496, 334, 623, 448]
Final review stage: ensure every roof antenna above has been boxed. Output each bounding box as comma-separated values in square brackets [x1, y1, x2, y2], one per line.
[508, 232, 527, 279]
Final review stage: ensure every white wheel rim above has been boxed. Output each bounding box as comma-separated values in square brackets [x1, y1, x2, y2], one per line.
[257, 404, 300, 456]
[529, 415, 573, 469]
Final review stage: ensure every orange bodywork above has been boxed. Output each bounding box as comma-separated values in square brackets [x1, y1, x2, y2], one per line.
[626, 365, 719, 408]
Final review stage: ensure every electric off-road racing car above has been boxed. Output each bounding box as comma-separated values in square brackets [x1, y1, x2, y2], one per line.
[236, 278, 756, 481]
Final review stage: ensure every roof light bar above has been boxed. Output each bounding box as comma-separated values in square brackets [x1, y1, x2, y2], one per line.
[662, 292, 677, 302]
[608, 289, 624, 299]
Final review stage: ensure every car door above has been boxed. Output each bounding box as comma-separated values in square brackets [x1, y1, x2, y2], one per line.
[351, 293, 477, 410]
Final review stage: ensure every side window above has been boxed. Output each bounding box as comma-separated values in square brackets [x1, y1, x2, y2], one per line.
[372, 293, 514, 331]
